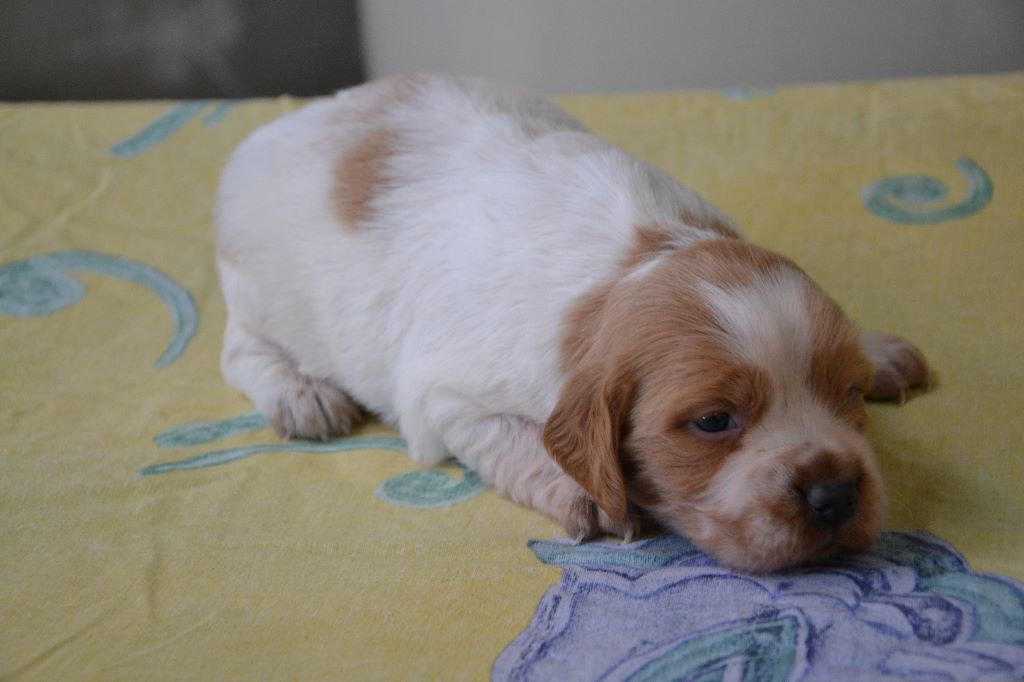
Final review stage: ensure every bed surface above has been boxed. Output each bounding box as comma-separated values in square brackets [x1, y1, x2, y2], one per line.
[3, 74, 1023, 680]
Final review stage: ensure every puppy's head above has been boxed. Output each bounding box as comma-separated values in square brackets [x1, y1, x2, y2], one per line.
[544, 238, 884, 572]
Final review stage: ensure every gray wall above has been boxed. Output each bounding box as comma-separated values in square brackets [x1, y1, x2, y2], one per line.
[1, 0, 364, 100]
[361, 0, 1024, 93]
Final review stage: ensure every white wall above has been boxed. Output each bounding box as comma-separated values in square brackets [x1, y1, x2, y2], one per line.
[359, 0, 1024, 93]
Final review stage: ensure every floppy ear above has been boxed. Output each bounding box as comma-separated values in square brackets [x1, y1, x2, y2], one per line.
[542, 359, 633, 524]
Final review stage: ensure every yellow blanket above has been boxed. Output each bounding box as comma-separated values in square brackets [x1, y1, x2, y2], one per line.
[2, 74, 1023, 679]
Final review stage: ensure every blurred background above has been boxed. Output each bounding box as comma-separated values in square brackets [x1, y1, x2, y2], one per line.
[2, 0, 1023, 100]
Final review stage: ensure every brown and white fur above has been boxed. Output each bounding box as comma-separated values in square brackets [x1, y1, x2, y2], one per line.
[214, 75, 928, 572]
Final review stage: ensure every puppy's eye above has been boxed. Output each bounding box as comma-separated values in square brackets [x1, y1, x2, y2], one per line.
[693, 412, 734, 433]
[846, 386, 863, 401]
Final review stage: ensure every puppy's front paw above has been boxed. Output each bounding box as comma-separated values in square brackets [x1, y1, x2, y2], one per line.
[562, 493, 644, 544]
[269, 376, 362, 440]
[861, 330, 929, 403]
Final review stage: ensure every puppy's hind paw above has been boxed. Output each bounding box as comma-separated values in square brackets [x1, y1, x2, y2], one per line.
[861, 330, 930, 403]
[269, 376, 362, 441]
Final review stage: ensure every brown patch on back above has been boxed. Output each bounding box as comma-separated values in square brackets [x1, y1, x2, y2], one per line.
[331, 126, 397, 228]
[330, 75, 429, 230]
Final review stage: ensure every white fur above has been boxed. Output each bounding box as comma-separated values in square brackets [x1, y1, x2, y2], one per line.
[701, 268, 814, 380]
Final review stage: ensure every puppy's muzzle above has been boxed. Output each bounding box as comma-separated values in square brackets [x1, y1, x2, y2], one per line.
[801, 478, 858, 530]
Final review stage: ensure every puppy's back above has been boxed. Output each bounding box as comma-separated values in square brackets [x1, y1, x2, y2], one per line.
[212, 74, 718, 424]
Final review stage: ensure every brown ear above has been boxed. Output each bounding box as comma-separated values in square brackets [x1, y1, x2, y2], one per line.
[542, 360, 633, 524]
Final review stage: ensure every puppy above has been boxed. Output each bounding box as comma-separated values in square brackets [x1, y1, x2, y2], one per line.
[214, 75, 928, 571]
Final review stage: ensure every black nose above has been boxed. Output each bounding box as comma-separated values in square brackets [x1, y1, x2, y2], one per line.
[803, 479, 858, 530]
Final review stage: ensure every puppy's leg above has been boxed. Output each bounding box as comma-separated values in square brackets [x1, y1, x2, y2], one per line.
[861, 330, 930, 403]
[445, 414, 639, 541]
[221, 317, 362, 440]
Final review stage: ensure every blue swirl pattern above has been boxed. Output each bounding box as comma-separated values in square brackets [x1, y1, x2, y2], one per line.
[862, 157, 993, 224]
[109, 100, 238, 156]
[201, 102, 238, 128]
[154, 411, 269, 448]
[0, 250, 197, 368]
[142, 411, 488, 508]
[375, 463, 487, 509]
[110, 101, 210, 157]
[138, 436, 409, 477]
